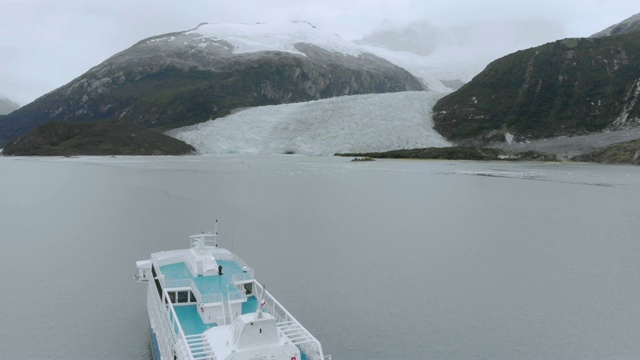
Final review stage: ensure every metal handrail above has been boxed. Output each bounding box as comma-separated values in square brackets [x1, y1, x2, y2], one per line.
[231, 272, 254, 283]
[253, 281, 325, 360]
[231, 255, 254, 277]
[165, 279, 192, 288]
[228, 290, 243, 301]
[190, 279, 224, 304]
[148, 281, 192, 360]
[189, 233, 218, 248]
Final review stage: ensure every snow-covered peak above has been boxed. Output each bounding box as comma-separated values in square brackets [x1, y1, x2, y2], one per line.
[0, 96, 20, 115]
[592, 13, 640, 38]
[187, 21, 363, 57]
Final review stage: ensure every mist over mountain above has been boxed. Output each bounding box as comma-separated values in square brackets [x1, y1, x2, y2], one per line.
[356, 20, 443, 57]
[354, 18, 566, 93]
[0, 96, 19, 115]
[592, 13, 640, 38]
[358, 18, 564, 56]
[357, 18, 565, 68]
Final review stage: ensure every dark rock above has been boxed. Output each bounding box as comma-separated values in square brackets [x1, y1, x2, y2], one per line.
[2, 121, 195, 156]
[572, 139, 640, 165]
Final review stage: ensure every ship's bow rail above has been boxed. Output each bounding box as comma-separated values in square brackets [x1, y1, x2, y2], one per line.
[253, 282, 325, 360]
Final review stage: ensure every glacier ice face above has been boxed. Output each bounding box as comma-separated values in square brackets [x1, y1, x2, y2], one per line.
[168, 91, 451, 156]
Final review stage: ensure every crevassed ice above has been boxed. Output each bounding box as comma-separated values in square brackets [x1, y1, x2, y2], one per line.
[168, 91, 452, 156]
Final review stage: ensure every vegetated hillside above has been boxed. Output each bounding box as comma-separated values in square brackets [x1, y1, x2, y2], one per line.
[572, 139, 640, 165]
[0, 97, 20, 115]
[592, 13, 640, 38]
[2, 121, 194, 156]
[336, 146, 555, 161]
[0, 22, 423, 146]
[433, 33, 640, 143]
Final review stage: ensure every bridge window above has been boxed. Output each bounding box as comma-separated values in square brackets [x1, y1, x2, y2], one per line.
[177, 291, 189, 303]
[164, 290, 197, 304]
[244, 283, 253, 295]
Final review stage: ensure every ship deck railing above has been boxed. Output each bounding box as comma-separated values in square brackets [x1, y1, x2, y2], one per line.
[159, 258, 255, 305]
[189, 279, 223, 304]
[253, 281, 325, 360]
[189, 233, 218, 248]
[149, 278, 216, 360]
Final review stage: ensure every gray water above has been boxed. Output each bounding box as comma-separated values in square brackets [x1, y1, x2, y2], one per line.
[1, 155, 639, 360]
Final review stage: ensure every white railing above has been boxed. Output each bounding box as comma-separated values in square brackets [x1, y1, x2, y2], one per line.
[190, 233, 217, 248]
[231, 255, 254, 276]
[253, 282, 325, 360]
[228, 290, 243, 301]
[222, 299, 232, 325]
[147, 281, 193, 360]
[231, 272, 255, 283]
[185, 334, 217, 360]
[190, 279, 223, 304]
[165, 279, 192, 289]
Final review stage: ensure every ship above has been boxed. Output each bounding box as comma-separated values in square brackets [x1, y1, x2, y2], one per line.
[135, 224, 328, 360]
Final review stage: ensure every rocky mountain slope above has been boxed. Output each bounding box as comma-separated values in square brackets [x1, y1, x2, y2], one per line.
[2, 121, 194, 156]
[0, 96, 19, 115]
[433, 33, 640, 143]
[572, 138, 640, 165]
[0, 22, 423, 146]
[592, 13, 640, 38]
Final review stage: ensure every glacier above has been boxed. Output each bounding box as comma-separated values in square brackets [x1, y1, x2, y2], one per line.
[168, 91, 451, 156]
[166, 21, 487, 156]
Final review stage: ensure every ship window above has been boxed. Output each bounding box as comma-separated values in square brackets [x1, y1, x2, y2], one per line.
[168, 291, 176, 303]
[177, 291, 189, 303]
[189, 291, 196, 303]
[244, 283, 253, 295]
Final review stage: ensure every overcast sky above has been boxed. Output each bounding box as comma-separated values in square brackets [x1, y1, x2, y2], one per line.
[1, 0, 639, 105]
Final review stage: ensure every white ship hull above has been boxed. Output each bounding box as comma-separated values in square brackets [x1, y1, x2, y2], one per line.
[136, 232, 327, 360]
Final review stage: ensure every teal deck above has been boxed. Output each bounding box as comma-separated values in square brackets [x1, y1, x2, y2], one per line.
[160, 260, 244, 300]
[160, 260, 257, 336]
[173, 305, 217, 335]
[170, 296, 258, 336]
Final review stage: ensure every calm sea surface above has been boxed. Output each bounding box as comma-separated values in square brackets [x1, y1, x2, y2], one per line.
[1, 155, 639, 360]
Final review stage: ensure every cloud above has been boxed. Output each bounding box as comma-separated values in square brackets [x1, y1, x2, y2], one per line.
[0, 0, 638, 104]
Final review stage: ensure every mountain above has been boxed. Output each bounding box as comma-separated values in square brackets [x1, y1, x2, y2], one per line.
[356, 19, 565, 93]
[0, 22, 423, 146]
[572, 138, 640, 165]
[432, 33, 640, 144]
[2, 121, 194, 156]
[168, 91, 450, 155]
[0, 96, 20, 115]
[592, 13, 640, 38]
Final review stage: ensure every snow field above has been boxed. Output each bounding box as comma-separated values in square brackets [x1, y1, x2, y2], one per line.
[189, 22, 363, 57]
